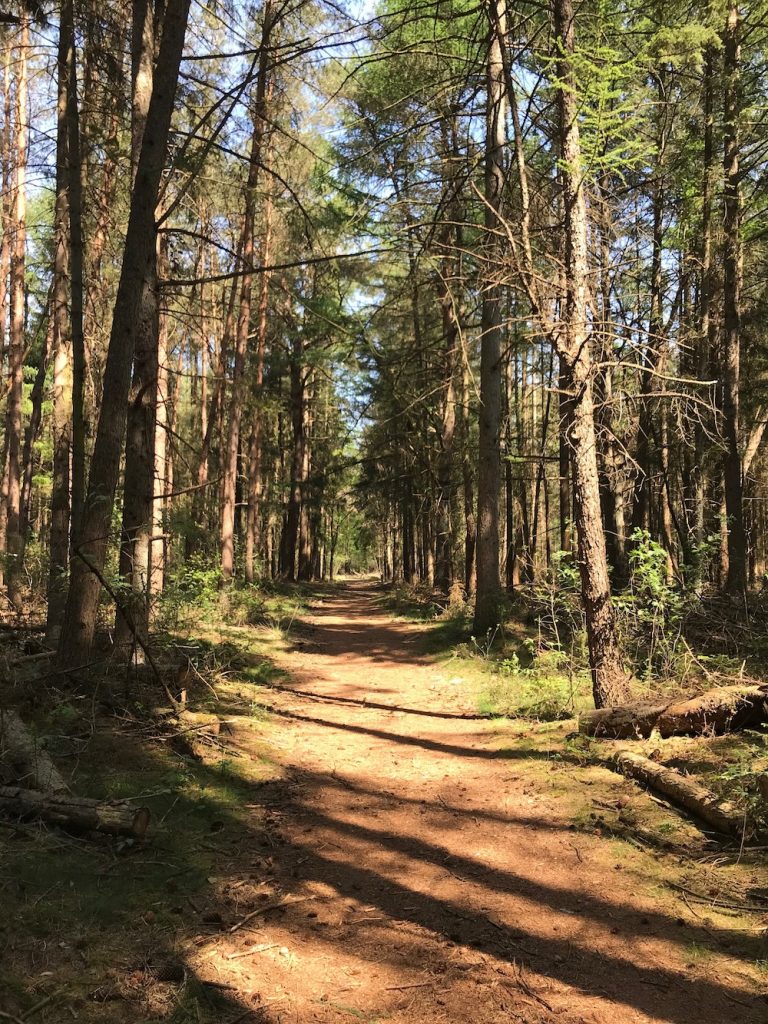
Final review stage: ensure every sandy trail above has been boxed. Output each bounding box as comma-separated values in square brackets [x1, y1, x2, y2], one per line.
[203, 581, 766, 1024]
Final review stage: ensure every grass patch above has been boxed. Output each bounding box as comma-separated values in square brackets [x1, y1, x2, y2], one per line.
[0, 727, 278, 1021]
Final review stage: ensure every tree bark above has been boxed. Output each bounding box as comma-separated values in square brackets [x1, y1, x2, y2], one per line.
[0, 784, 150, 837]
[281, 335, 305, 580]
[613, 750, 742, 836]
[151, 240, 169, 599]
[580, 683, 768, 738]
[434, 242, 458, 594]
[114, 0, 162, 656]
[721, 4, 747, 598]
[3, 16, 27, 612]
[221, 0, 273, 584]
[552, 0, 629, 707]
[57, 0, 191, 668]
[473, 0, 507, 637]
[47, 0, 83, 641]
[245, 165, 274, 583]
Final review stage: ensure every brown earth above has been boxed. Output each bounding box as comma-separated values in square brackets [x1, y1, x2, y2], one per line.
[187, 579, 768, 1024]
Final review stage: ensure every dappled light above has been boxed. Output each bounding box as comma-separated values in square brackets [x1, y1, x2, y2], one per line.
[2, 1, 768, 1021]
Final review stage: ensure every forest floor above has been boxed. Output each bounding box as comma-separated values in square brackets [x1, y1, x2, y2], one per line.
[1, 579, 768, 1023]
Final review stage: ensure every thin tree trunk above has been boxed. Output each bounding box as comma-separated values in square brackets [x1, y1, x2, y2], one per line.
[473, 0, 506, 637]
[68, 14, 86, 549]
[460, 362, 476, 595]
[151, 255, 169, 598]
[297, 393, 313, 582]
[281, 338, 305, 580]
[721, 4, 747, 598]
[245, 163, 274, 583]
[0, 45, 13, 590]
[221, 0, 273, 584]
[690, 46, 717, 575]
[434, 242, 458, 594]
[48, 0, 79, 639]
[4, 17, 28, 612]
[21, 303, 53, 544]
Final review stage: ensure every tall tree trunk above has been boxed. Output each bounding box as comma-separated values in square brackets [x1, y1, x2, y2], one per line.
[115, 0, 162, 655]
[48, 0, 79, 639]
[221, 0, 273, 584]
[21, 302, 53, 544]
[245, 159, 274, 584]
[0, 45, 10, 382]
[460, 361, 476, 595]
[689, 46, 717, 578]
[151, 255, 169, 599]
[552, 0, 629, 707]
[58, 0, 191, 668]
[595, 173, 625, 582]
[721, 4, 747, 598]
[194, 239, 240, 532]
[434, 244, 458, 594]
[473, 0, 507, 636]
[297, 392, 313, 582]
[3, 17, 28, 612]
[558, 369, 573, 555]
[281, 337, 305, 580]
[68, 13, 86, 549]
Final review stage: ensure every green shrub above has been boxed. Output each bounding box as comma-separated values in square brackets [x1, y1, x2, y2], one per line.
[614, 528, 689, 679]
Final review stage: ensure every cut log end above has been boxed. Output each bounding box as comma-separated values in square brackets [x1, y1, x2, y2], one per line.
[0, 785, 151, 837]
[613, 750, 743, 836]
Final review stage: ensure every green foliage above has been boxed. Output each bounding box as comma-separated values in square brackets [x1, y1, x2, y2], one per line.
[381, 582, 442, 620]
[614, 529, 689, 679]
[157, 554, 223, 629]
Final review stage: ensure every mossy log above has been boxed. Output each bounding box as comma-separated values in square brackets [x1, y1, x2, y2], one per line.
[578, 701, 670, 739]
[613, 750, 743, 836]
[579, 684, 768, 739]
[656, 685, 768, 737]
[0, 784, 150, 836]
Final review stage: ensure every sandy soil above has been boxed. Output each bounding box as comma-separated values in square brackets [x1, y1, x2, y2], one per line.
[193, 580, 768, 1024]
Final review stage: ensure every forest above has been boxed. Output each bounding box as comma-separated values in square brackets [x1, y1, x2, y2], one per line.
[1, 1, 768, 1023]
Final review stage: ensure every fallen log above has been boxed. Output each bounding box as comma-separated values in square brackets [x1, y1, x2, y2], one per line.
[613, 750, 743, 836]
[0, 709, 68, 792]
[578, 701, 669, 739]
[579, 684, 768, 739]
[0, 784, 150, 837]
[656, 685, 768, 737]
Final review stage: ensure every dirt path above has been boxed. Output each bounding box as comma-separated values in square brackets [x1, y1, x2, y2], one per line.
[200, 581, 767, 1024]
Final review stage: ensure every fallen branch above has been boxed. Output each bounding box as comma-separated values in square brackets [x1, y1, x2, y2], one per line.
[0, 784, 150, 837]
[226, 943, 279, 959]
[667, 881, 767, 913]
[612, 750, 743, 836]
[229, 895, 317, 934]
